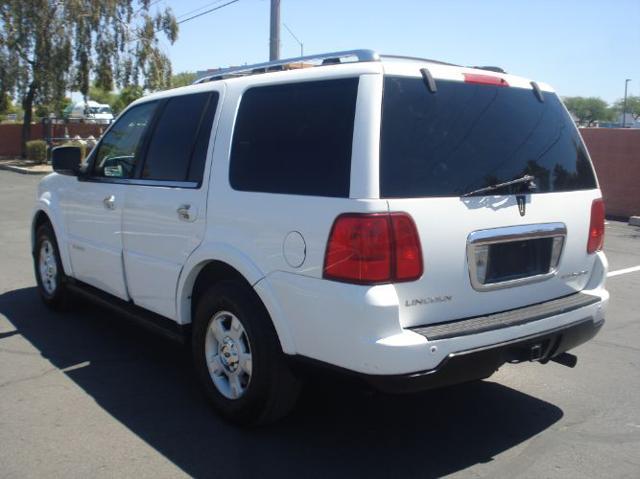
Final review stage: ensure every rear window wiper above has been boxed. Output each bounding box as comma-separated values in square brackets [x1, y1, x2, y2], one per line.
[461, 174, 537, 197]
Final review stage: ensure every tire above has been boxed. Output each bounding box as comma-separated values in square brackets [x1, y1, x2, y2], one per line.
[33, 223, 70, 310]
[192, 280, 301, 426]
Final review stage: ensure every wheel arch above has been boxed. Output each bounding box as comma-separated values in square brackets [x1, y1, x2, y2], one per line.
[32, 210, 51, 252]
[31, 206, 73, 277]
[176, 246, 296, 354]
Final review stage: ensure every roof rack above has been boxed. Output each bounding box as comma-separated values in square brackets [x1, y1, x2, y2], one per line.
[469, 66, 507, 74]
[380, 54, 460, 67]
[193, 49, 380, 84]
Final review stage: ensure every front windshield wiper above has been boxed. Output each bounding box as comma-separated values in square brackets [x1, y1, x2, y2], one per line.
[461, 174, 537, 197]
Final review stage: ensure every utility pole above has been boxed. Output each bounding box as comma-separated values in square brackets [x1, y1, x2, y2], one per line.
[622, 79, 631, 128]
[269, 0, 280, 61]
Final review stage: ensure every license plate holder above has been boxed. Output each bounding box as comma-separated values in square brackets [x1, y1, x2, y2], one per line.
[467, 223, 566, 291]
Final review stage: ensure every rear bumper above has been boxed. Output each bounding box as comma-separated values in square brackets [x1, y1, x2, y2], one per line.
[259, 252, 609, 376]
[364, 317, 603, 394]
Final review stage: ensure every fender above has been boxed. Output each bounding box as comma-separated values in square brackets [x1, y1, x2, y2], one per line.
[175, 241, 297, 354]
[32, 190, 74, 278]
[252, 274, 297, 354]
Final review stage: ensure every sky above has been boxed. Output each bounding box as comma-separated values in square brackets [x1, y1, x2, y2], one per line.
[160, 0, 639, 103]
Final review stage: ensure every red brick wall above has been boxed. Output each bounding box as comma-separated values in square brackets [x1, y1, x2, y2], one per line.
[0, 124, 42, 157]
[0, 123, 105, 157]
[581, 128, 640, 218]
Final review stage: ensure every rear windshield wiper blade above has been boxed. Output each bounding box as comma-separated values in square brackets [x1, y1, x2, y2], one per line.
[461, 174, 537, 197]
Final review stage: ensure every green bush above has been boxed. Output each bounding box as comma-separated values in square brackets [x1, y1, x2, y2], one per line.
[25, 140, 47, 163]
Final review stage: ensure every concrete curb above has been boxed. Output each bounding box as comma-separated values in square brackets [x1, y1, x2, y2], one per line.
[629, 216, 640, 227]
[0, 164, 51, 175]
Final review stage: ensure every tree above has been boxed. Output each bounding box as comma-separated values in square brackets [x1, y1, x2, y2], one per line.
[0, 92, 22, 121]
[0, 95, 22, 121]
[87, 82, 144, 115]
[34, 97, 72, 120]
[171, 71, 197, 88]
[613, 95, 640, 122]
[0, 1, 178, 156]
[0, 92, 12, 115]
[89, 84, 118, 108]
[562, 96, 614, 126]
[113, 85, 144, 114]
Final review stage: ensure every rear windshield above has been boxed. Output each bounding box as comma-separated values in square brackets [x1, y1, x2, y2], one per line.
[380, 76, 597, 198]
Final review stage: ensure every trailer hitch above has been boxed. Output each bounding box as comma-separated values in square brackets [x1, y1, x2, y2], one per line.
[550, 352, 578, 368]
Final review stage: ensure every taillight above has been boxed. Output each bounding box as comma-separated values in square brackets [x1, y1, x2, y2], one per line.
[463, 73, 509, 87]
[323, 214, 391, 283]
[390, 213, 423, 281]
[587, 198, 605, 254]
[323, 213, 423, 284]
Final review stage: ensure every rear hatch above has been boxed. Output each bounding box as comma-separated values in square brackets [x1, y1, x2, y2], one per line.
[380, 71, 602, 328]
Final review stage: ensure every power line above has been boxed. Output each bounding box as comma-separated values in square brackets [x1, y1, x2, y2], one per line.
[176, 0, 227, 21]
[123, 0, 238, 46]
[283, 22, 303, 57]
[177, 0, 240, 25]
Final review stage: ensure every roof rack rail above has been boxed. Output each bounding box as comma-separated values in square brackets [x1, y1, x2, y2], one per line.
[380, 54, 460, 67]
[470, 66, 507, 74]
[193, 49, 380, 84]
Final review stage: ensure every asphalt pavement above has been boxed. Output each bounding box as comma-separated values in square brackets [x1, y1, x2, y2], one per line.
[0, 171, 638, 478]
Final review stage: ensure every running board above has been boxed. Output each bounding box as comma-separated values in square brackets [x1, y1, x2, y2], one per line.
[66, 280, 188, 344]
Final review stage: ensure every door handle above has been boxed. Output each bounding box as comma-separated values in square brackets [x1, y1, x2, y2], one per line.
[103, 195, 116, 210]
[177, 204, 195, 222]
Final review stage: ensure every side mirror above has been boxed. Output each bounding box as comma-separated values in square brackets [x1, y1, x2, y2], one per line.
[51, 146, 82, 176]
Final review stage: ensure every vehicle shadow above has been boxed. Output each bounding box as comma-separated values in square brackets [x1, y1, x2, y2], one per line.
[0, 287, 563, 479]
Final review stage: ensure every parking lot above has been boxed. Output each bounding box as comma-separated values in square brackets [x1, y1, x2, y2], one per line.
[0, 170, 638, 479]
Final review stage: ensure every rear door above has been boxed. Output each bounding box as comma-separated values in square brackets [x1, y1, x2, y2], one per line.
[121, 89, 221, 319]
[379, 73, 601, 328]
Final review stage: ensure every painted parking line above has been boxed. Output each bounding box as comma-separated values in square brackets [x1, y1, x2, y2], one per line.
[608, 265, 640, 278]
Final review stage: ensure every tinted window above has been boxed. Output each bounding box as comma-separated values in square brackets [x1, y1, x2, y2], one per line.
[93, 102, 157, 178]
[187, 94, 219, 183]
[142, 92, 218, 183]
[380, 76, 597, 198]
[230, 78, 359, 197]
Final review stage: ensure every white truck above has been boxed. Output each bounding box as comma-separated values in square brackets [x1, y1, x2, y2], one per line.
[33, 50, 608, 425]
[64, 100, 114, 124]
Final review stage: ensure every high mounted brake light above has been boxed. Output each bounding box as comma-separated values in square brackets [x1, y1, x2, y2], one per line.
[464, 73, 509, 87]
[323, 212, 423, 284]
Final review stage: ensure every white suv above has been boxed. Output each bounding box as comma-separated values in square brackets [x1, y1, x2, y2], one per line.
[32, 50, 608, 425]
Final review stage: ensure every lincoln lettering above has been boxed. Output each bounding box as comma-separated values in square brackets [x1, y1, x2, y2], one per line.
[405, 296, 452, 307]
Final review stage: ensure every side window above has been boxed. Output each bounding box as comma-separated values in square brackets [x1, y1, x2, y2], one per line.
[142, 92, 219, 183]
[229, 78, 359, 197]
[93, 102, 157, 179]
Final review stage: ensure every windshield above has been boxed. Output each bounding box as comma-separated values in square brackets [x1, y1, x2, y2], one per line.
[380, 76, 597, 198]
